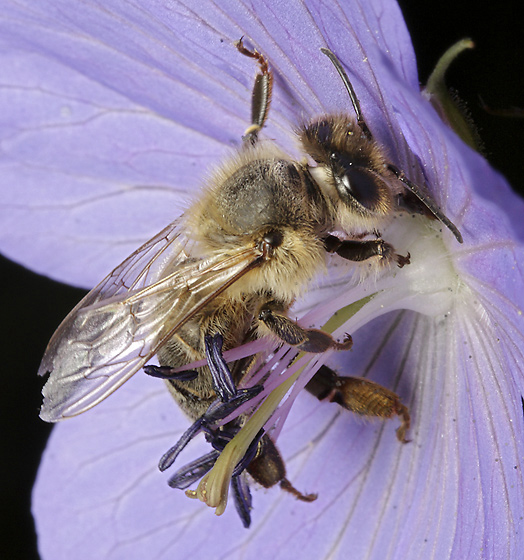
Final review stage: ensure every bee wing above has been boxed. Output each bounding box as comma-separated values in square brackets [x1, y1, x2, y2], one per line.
[38, 219, 264, 422]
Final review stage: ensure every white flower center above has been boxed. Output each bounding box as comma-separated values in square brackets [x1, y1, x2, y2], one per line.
[385, 213, 461, 317]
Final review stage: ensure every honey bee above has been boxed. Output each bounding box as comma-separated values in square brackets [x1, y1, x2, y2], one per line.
[38, 39, 462, 525]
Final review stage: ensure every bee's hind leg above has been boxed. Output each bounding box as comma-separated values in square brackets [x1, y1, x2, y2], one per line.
[306, 365, 411, 442]
[235, 38, 273, 146]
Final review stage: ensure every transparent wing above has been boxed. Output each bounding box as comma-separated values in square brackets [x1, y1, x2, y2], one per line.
[38, 219, 264, 422]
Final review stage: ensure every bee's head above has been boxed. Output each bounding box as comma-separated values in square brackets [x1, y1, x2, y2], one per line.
[300, 115, 396, 231]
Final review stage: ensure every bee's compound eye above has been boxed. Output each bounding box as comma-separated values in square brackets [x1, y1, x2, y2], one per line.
[339, 167, 379, 207]
[333, 154, 388, 214]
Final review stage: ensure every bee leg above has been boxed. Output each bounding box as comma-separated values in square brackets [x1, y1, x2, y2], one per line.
[258, 307, 353, 352]
[247, 434, 317, 502]
[306, 365, 411, 442]
[235, 37, 273, 146]
[324, 234, 410, 268]
[209, 427, 316, 507]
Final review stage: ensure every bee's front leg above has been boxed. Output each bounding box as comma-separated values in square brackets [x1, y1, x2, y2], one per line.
[235, 38, 273, 146]
[306, 365, 411, 442]
[324, 234, 410, 268]
[258, 307, 352, 353]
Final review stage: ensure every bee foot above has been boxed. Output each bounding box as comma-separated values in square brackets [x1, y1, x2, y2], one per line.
[395, 252, 411, 268]
[280, 478, 318, 502]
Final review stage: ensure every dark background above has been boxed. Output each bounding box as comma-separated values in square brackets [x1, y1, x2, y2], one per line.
[1, 2, 522, 559]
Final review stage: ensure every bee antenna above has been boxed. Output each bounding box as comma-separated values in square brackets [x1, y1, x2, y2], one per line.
[320, 47, 372, 139]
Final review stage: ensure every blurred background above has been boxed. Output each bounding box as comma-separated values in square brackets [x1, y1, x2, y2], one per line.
[1, 1, 522, 558]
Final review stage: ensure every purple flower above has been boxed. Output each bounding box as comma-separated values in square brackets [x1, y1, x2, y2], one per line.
[2, 1, 524, 558]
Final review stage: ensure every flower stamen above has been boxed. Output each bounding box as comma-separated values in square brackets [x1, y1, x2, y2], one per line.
[190, 363, 303, 515]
